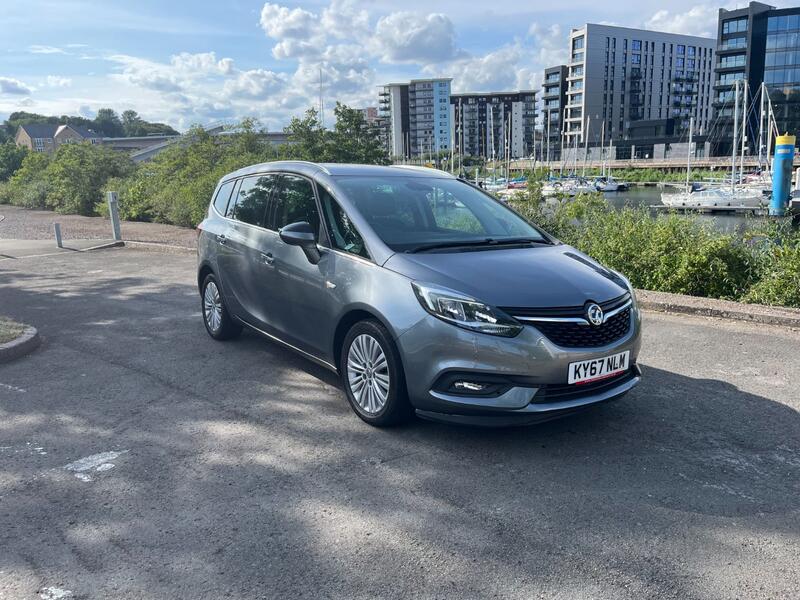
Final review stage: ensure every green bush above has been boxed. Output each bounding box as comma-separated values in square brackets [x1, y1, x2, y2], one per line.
[743, 240, 800, 307]
[509, 190, 799, 307]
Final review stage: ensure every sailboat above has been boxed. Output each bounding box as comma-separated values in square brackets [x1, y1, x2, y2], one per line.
[662, 80, 768, 209]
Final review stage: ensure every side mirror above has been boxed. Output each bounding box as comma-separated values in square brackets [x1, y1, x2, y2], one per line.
[279, 221, 321, 265]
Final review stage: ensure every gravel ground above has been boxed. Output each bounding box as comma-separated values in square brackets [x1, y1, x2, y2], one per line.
[0, 246, 798, 599]
[0, 205, 197, 248]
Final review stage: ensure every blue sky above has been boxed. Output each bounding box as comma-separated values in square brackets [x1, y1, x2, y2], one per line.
[1, 0, 796, 131]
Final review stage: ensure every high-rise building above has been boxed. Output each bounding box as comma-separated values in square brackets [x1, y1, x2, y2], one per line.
[377, 78, 452, 158]
[450, 91, 536, 160]
[358, 107, 379, 125]
[564, 24, 716, 153]
[712, 2, 800, 156]
[541, 66, 568, 161]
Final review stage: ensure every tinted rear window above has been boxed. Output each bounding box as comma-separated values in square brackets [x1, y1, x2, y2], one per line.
[212, 180, 235, 215]
[230, 174, 277, 227]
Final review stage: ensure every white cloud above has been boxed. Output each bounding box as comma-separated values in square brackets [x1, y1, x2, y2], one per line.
[260, 3, 318, 40]
[223, 69, 288, 100]
[46, 75, 72, 88]
[28, 44, 66, 54]
[644, 6, 721, 38]
[0, 77, 33, 95]
[373, 12, 460, 63]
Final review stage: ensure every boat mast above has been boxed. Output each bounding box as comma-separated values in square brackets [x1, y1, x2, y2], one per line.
[546, 111, 551, 169]
[600, 120, 606, 178]
[758, 82, 765, 171]
[686, 116, 694, 191]
[560, 108, 566, 177]
[582, 116, 591, 178]
[731, 79, 740, 194]
[609, 138, 613, 179]
[740, 81, 748, 180]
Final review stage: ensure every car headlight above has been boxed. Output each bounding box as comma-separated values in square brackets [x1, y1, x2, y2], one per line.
[411, 282, 522, 338]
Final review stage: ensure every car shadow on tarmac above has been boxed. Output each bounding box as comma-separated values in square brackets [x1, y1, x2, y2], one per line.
[1, 256, 799, 598]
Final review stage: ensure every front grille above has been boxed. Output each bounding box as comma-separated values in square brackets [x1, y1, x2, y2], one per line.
[532, 308, 631, 348]
[501, 293, 633, 348]
[503, 293, 630, 319]
[532, 368, 636, 403]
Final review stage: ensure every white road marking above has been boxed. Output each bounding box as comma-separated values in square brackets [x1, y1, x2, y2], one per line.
[39, 587, 73, 599]
[64, 450, 127, 480]
[0, 382, 26, 393]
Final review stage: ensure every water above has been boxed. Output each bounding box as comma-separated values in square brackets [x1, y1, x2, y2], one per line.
[602, 185, 759, 234]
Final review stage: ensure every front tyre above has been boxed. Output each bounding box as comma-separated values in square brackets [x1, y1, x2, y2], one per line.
[341, 320, 412, 427]
[201, 273, 242, 341]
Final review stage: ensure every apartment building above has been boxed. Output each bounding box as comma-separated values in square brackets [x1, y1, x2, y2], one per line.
[450, 91, 536, 160]
[378, 78, 452, 158]
[713, 2, 800, 155]
[564, 24, 716, 156]
[541, 66, 569, 161]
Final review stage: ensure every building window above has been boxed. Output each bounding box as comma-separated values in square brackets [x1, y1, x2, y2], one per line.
[722, 18, 748, 35]
[33, 138, 45, 152]
[632, 54, 641, 65]
[632, 40, 642, 51]
[572, 37, 584, 50]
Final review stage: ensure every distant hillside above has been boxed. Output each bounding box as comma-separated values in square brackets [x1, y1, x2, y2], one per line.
[0, 108, 179, 143]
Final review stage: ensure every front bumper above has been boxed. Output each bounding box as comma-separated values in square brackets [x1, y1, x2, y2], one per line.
[395, 305, 643, 426]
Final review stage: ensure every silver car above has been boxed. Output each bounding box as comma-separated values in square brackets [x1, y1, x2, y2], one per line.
[197, 162, 642, 427]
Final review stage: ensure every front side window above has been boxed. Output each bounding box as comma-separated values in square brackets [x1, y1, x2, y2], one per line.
[269, 174, 321, 233]
[320, 188, 369, 259]
[335, 176, 547, 253]
[230, 174, 276, 226]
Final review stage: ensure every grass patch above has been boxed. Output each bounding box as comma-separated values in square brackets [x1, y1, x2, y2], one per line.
[0, 316, 26, 344]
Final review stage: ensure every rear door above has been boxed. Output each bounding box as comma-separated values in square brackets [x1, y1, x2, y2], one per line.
[266, 174, 331, 356]
[216, 173, 279, 329]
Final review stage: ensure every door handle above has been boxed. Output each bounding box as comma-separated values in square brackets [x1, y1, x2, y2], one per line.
[261, 252, 274, 266]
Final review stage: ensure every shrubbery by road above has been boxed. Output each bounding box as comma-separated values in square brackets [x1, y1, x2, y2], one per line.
[1, 104, 798, 308]
[511, 188, 800, 308]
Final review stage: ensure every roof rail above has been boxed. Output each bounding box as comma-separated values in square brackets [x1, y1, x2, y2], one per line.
[392, 165, 455, 177]
[282, 160, 330, 175]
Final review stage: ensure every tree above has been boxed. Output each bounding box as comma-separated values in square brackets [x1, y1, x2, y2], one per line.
[283, 108, 327, 161]
[93, 108, 124, 137]
[44, 142, 135, 214]
[0, 142, 28, 181]
[282, 104, 389, 165]
[121, 110, 144, 136]
[329, 103, 389, 165]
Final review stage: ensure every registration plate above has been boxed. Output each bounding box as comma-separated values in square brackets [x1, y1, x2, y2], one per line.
[568, 351, 630, 385]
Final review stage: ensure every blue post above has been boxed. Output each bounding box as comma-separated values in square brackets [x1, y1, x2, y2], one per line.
[771, 134, 795, 217]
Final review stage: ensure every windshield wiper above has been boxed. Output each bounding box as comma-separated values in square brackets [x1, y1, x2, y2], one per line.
[407, 237, 551, 253]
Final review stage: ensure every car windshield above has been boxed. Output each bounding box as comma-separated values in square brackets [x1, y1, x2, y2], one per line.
[335, 175, 548, 253]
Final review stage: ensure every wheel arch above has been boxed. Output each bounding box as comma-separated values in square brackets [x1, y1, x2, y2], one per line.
[332, 307, 399, 372]
[197, 262, 215, 293]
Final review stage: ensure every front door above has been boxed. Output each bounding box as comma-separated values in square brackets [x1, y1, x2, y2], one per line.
[266, 174, 331, 357]
[217, 174, 279, 331]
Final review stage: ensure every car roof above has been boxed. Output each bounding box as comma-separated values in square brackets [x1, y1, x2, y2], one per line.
[221, 161, 456, 182]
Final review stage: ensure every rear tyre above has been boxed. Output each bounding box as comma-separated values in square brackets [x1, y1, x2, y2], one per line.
[341, 320, 412, 427]
[201, 273, 242, 341]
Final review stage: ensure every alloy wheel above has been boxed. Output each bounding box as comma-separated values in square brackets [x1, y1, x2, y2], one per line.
[347, 334, 390, 414]
[203, 281, 223, 332]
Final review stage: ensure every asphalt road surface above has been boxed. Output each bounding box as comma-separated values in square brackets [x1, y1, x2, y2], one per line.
[1, 246, 799, 600]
